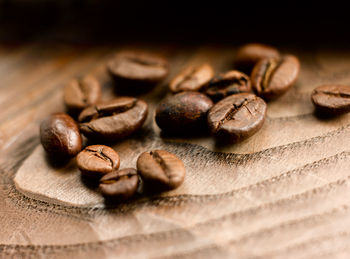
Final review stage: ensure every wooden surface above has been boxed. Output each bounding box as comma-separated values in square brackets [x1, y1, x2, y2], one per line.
[2, 42, 350, 258]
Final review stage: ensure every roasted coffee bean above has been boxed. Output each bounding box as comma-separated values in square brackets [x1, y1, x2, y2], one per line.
[235, 43, 280, 73]
[40, 113, 82, 157]
[79, 97, 148, 140]
[137, 150, 185, 190]
[311, 85, 350, 114]
[169, 63, 214, 93]
[203, 70, 251, 102]
[63, 75, 101, 112]
[207, 93, 266, 142]
[99, 168, 139, 199]
[107, 51, 168, 91]
[155, 92, 213, 132]
[251, 55, 300, 101]
[77, 145, 120, 178]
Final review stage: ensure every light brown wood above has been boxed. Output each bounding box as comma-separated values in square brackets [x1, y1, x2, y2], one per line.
[1, 43, 350, 258]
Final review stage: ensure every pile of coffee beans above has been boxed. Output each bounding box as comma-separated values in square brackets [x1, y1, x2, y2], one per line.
[40, 50, 187, 202]
[155, 43, 300, 142]
[40, 44, 349, 203]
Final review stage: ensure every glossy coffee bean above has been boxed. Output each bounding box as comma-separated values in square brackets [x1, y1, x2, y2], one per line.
[207, 93, 266, 142]
[63, 75, 101, 112]
[79, 97, 148, 140]
[77, 145, 120, 178]
[251, 55, 300, 101]
[203, 70, 251, 102]
[107, 51, 168, 91]
[137, 150, 185, 190]
[99, 168, 139, 199]
[169, 63, 214, 93]
[40, 113, 82, 157]
[155, 92, 213, 132]
[235, 43, 280, 73]
[311, 84, 350, 114]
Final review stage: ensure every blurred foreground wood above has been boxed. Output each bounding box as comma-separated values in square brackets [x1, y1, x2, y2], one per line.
[1, 42, 350, 258]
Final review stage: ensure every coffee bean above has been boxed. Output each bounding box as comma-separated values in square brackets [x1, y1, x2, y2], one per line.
[235, 43, 280, 73]
[107, 51, 168, 92]
[169, 63, 214, 93]
[79, 97, 148, 140]
[99, 168, 139, 199]
[311, 85, 350, 114]
[77, 145, 120, 178]
[207, 93, 266, 142]
[137, 150, 185, 190]
[40, 113, 82, 157]
[155, 92, 213, 132]
[63, 75, 101, 112]
[203, 70, 251, 102]
[251, 55, 300, 101]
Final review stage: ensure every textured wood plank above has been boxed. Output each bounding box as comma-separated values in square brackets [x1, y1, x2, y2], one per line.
[1, 43, 350, 258]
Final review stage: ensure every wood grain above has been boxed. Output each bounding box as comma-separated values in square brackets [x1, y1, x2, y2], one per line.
[1, 43, 350, 258]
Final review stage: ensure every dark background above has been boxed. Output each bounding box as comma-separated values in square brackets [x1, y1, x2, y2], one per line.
[0, 0, 348, 47]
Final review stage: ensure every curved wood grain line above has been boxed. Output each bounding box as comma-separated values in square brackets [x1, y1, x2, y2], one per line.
[7, 173, 350, 244]
[7, 136, 350, 217]
[158, 121, 350, 166]
[192, 179, 350, 231]
[228, 205, 349, 245]
[137, 149, 350, 209]
[153, 208, 350, 259]
[0, 204, 348, 256]
[8, 172, 350, 234]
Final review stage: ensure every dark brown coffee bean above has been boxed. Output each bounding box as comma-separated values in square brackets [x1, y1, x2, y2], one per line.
[137, 150, 185, 190]
[99, 168, 139, 199]
[63, 75, 101, 112]
[169, 63, 214, 93]
[107, 51, 168, 91]
[79, 97, 148, 140]
[40, 113, 82, 157]
[311, 85, 350, 114]
[155, 92, 213, 132]
[251, 55, 300, 101]
[235, 43, 280, 73]
[207, 93, 266, 142]
[77, 145, 120, 178]
[203, 70, 251, 102]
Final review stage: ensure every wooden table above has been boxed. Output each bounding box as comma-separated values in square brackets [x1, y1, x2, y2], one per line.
[1, 42, 350, 258]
